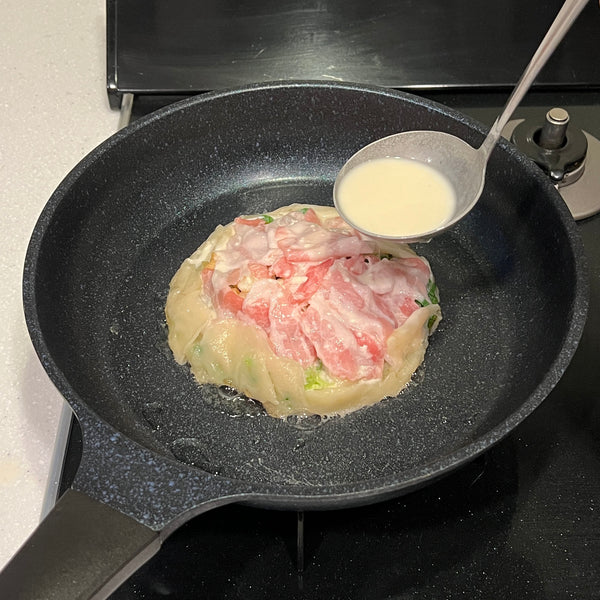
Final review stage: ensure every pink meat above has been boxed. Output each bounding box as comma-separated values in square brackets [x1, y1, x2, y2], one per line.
[203, 207, 433, 381]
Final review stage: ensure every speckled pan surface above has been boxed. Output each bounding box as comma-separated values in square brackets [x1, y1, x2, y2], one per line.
[23, 81, 588, 524]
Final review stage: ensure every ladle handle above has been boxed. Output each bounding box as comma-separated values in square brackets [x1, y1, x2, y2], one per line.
[479, 0, 589, 161]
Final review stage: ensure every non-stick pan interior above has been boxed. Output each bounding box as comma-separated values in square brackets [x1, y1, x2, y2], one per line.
[26, 83, 586, 492]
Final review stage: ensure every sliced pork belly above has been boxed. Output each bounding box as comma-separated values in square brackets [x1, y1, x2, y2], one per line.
[166, 204, 441, 418]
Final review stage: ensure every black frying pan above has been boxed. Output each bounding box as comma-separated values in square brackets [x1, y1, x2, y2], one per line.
[5, 82, 588, 599]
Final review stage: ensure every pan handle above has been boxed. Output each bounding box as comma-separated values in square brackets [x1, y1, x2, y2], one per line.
[0, 488, 161, 600]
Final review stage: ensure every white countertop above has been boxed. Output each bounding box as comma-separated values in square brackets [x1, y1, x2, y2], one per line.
[0, 0, 119, 570]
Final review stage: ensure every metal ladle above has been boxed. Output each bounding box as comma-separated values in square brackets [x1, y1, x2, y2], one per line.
[333, 0, 590, 244]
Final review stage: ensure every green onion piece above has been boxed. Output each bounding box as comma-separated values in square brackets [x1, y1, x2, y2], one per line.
[304, 360, 330, 390]
[427, 314, 438, 331]
[415, 279, 440, 308]
[426, 279, 440, 305]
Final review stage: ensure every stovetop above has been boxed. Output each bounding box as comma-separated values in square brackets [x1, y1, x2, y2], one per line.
[52, 1, 600, 598]
[42, 89, 593, 599]
[108, 93, 599, 599]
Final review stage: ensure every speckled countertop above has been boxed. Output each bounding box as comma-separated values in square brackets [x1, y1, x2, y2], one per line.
[0, 0, 119, 570]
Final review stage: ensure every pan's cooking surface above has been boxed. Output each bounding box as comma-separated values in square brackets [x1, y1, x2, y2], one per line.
[27, 84, 585, 494]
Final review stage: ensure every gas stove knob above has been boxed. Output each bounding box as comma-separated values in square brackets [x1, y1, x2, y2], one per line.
[510, 108, 588, 187]
[538, 107, 570, 149]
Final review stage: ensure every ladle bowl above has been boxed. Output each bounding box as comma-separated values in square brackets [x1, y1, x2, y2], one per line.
[334, 0, 589, 243]
[333, 130, 488, 244]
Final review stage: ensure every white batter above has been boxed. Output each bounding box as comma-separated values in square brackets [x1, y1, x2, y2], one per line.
[337, 157, 456, 237]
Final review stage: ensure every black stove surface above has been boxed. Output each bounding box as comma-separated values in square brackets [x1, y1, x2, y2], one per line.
[55, 2, 600, 596]
[111, 418, 599, 600]
[107, 0, 600, 109]
[51, 89, 600, 599]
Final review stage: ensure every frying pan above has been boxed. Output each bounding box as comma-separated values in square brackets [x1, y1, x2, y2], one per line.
[4, 82, 587, 599]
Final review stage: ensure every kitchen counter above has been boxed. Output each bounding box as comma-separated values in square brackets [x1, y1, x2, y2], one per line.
[0, 0, 119, 569]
